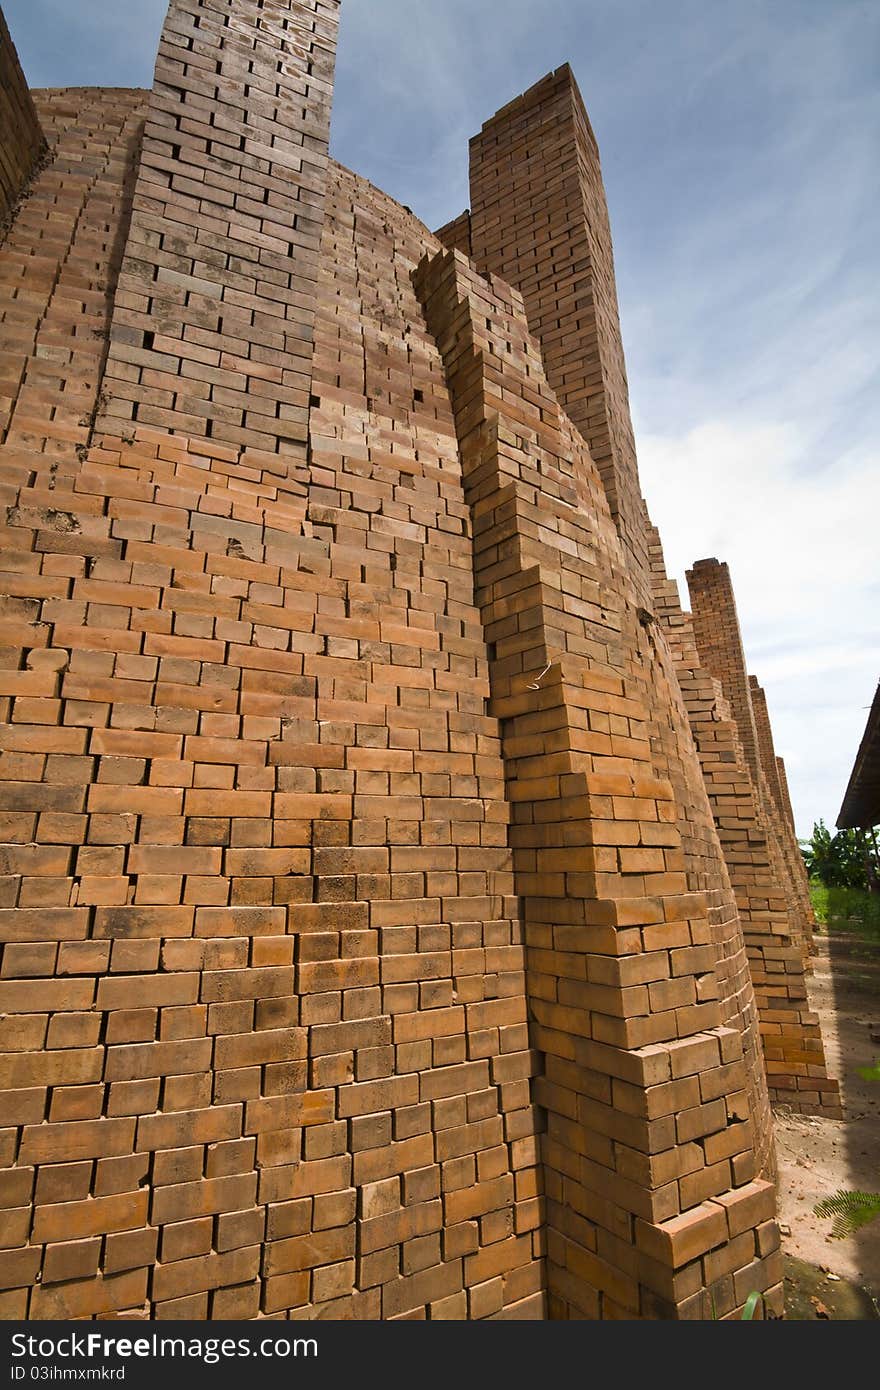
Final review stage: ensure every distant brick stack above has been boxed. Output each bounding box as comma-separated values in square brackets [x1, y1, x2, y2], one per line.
[687, 561, 839, 1117]
[0, 0, 835, 1321]
[749, 674, 815, 939]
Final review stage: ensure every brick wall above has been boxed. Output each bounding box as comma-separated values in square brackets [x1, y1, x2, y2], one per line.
[434, 210, 471, 258]
[642, 532, 776, 1179]
[0, 0, 550, 1318]
[0, 8, 46, 233]
[1, 89, 148, 457]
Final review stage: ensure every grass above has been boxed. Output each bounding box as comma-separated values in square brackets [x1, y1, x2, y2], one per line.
[810, 883, 880, 945]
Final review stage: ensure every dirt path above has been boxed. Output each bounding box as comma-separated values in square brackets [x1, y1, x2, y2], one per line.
[774, 928, 880, 1313]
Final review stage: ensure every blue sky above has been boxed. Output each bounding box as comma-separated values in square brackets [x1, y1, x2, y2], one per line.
[5, 0, 879, 838]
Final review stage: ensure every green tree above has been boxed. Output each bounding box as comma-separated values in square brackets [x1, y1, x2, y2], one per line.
[800, 820, 868, 889]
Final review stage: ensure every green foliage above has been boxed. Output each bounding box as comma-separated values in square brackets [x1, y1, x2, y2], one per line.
[814, 1191, 880, 1240]
[708, 1289, 763, 1319]
[857, 1059, 880, 1083]
[810, 883, 880, 944]
[800, 820, 870, 889]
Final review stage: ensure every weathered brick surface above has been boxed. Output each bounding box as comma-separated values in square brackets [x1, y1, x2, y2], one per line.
[0, 10, 46, 233]
[0, 0, 546, 1318]
[0, 0, 821, 1320]
[0, 86, 149, 458]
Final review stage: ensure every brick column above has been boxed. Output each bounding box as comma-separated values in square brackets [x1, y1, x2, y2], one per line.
[687, 560, 838, 1116]
[415, 247, 781, 1320]
[452, 68, 777, 1181]
[749, 677, 785, 819]
[687, 560, 762, 786]
[466, 66, 653, 601]
[776, 757, 798, 837]
[97, 0, 339, 459]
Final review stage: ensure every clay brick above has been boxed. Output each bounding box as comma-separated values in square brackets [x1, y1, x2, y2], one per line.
[0, 1246, 42, 1291]
[136, 1105, 242, 1151]
[43, 1238, 103, 1286]
[152, 1246, 260, 1303]
[263, 1226, 355, 1278]
[712, 1179, 776, 1238]
[104, 1226, 159, 1275]
[19, 1117, 135, 1164]
[636, 1201, 728, 1269]
[105, 1039, 212, 1080]
[151, 1174, 258, 1226]
[33, 1190, 149, 1244]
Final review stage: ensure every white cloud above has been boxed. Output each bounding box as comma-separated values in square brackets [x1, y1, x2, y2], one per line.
[637, 419, 880, 835]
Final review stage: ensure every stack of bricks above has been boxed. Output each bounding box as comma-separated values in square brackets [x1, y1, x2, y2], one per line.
[415, 247, 780, 1318]
[638, 547, 775, 1179]
[1, 89, 148, 456]
[647, 534, 838, 1123]
[0, 0, 834, 1320]
[686, 561, 839, 1117]
[466, 65, 654, 606]
[96, 0, 337, 458]
[452, 64, 837, 1128]
[433, 211, 472, 260]
[644, 525, 832, 1123]
[451, 69, 777, 1165]
[0, 10, 46, 232]
[775, 756, 799, 841]
[749, 675, 816, 944]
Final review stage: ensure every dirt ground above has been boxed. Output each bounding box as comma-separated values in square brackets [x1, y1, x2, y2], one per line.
[774, 927, 880, 1317]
